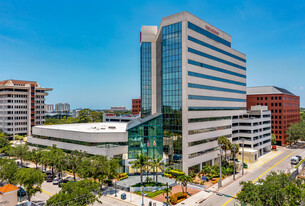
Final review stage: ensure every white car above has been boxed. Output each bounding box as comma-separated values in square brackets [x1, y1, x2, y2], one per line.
[291, 156, 300, 165]
[53, 177, 61, 185]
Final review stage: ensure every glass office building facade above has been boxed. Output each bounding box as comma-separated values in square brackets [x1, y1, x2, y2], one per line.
[161, 22, 183, 169]
[135, 12, 246, 174]
[141, 42, 152, 118]
[128, 115, 163, 159]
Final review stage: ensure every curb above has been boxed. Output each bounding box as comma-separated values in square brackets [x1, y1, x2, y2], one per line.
[106, 195, 138, 206]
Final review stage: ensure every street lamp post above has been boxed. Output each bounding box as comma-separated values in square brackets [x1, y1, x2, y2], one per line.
[141, 186, 144, 206]
[166, 182, 169, 206]
[218, 144, 223, 188]
[233, 144, 236, 180]
[114, 179, 117, 197]
[241, 138, 245, 176]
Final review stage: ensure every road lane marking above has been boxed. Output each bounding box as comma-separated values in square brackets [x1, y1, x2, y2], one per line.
[34, 186, 54, 196]
[249, 151, 283, 171]
[250, 151, 294, 184]
[41, 189, 54, 196]
[222, 144, 305, 206]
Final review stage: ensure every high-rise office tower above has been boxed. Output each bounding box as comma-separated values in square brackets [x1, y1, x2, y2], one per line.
[0, 80, 52, 136]
[128, 11, 247, 174]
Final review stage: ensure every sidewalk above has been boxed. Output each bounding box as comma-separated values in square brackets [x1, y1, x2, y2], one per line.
[247, 149, 283, 172]
[108, 189, 165, 206]
[176, 150, 284, 205]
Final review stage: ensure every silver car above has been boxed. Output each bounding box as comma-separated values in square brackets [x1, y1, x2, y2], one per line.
[53, 177, 62, 185]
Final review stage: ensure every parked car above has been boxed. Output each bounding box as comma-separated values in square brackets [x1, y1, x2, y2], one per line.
[291, 156, 300, 165]
[46, 175, 54, 182]
[58, 179, 70, 187]
[296, 155, 302, 162]
[17, 187, 26, 197]
[53, 177, 62, 185]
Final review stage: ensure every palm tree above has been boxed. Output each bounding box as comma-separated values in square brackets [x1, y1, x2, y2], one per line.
[150, 157, 164, 184]
[229, 143, 240, 160]
[27, 148, 42, 169]
[66, 150, 86, 181]
[53, 148, 66, 178]
[39, 150, 50, 172]
[217, 136, 231, 160]
[184, 175, 193, 194]
[13, 144, 28, 166]
[130, 153, 149, 185]
[175, 175, 185, 192]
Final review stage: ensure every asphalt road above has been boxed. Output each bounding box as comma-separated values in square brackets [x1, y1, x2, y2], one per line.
[200, 143, 305, 206]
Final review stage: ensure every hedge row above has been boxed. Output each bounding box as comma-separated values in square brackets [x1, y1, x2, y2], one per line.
[170, 192, 187, 204]
[168, 170, 185, 178]
[118, 173, 128, 180]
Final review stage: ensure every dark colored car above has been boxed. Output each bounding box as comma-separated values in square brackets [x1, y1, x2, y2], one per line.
[58, 179, 70, 187]
[296, 155, 302, 161]
[17, 187, 26, 197]
[46, 176, 54, 182]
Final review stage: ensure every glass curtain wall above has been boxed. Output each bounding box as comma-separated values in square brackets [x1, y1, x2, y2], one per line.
[161, 22, 182, 169]
[128, 115, 163, 160]
[141, 42, 152, 118]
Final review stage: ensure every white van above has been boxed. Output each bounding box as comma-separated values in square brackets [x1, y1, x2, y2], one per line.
[291, 156, 300, 165]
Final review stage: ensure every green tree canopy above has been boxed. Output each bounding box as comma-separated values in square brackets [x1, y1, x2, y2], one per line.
[46, 179, 101, 206]
[237, 171, 304, 206]
[0, 159, 18, 184]
[0, 135, 11, 154]
[16, 168, 45, 201]
[286, 122, 305, 146]
[271, 134, 277, 145]
[11, 144, 28, 166]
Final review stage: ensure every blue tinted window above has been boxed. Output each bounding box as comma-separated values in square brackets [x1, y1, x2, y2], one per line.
[189, 95, 246, 102]
[188, 59, 245, 78]
[141, 42, 152, 118]
[188, 36, 246, 62]
[188, 48, 246, 71]
[161, 22, 183, 169]
[188, 71, 246, 86]
[188, 22, 231, 47]
[188, 83, 246, 94]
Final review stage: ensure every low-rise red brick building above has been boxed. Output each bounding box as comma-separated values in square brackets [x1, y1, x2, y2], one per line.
[247, 86, 300, 146]
[132, 98, 141, 115]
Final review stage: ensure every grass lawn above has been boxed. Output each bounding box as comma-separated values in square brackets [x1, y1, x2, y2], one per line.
[134, 189, 166, 198]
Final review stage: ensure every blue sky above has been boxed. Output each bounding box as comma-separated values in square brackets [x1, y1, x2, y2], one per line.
[0, 0, 305, 109]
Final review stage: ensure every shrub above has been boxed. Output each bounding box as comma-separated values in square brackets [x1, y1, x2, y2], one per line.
[164, 167, 173, 174]
[118, 173, 128, 180]
[170, 192, 187, 204]
[168, 170, 185, 178]
[164, 173, 172, 178]
[189, 172, 196, 178]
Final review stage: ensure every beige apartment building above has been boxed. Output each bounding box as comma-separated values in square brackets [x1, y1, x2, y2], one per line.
[0, 80, 52, 136]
